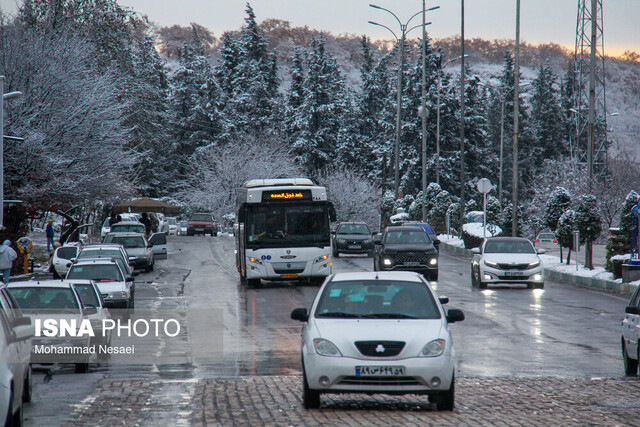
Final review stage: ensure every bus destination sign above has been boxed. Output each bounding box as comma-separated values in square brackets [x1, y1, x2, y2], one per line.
[263, 190, 312, 202]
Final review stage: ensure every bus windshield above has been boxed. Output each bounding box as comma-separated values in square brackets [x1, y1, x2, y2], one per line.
[246, 204, 329, 247]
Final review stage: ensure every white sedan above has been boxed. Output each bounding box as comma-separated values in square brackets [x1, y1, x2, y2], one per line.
[471, 237, 545, 289]
[621, 286, 640, 375]
[290, 271, 464, 409]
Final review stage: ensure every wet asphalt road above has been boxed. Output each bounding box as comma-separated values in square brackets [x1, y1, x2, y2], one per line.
[24, 234, 631, 425]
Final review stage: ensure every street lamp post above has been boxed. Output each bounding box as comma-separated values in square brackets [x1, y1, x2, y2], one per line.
[0, 76, 24, 229]
[369, 4, 432, 201]
[459, 0, 466, 232]
[420, 2, 440, 221]
[512, 0, 521, 237]
[435, 55, 466, 186]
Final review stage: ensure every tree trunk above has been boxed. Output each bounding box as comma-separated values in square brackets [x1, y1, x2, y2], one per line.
[586, 240, 593, 269]
[566, 248, 572, 265]
[559, 244, 563, 262]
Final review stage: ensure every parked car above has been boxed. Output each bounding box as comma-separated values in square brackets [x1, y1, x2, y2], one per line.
[76, 244, 134, 277]
[100, 217, 112, 239]
[109, 221, 145, 235]
[470, 237, 545, 289]
[290, 271, 464, 409]
[68, 279, 112, 360]
[187, 213, 217, 236]
[8, 280, 95, 373]
[331, 222, 374, 257]
[373, 226, 439, 281]
[621, 285, 640, 375]
[155, 213, 169, 234]
[535, 231, 557, 248]
[103, 232, 155, 272]
[51, 242, 82, 279]
[66, 259, 134, 309]
[0, 285, 33, 425]
[402, 222, 440, 250]
[166, 217, 178, 235]
[177, 221, 188, 236]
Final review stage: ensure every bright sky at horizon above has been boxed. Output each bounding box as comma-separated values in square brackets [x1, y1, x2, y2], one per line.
[1, 0, 639, 56]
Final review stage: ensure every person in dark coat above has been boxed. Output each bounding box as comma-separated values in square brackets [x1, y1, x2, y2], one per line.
[140, 212, 152, 236]
[46, 219, 55, 252]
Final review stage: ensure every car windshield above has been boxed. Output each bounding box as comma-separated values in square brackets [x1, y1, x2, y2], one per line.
[56, 246, 78, 260]
[10, 287, 79, 310]
[314, 280, 440, 319]
[106, 236, 145, 248]
[539, 233, 555, 239]
[179, 221, 188, 226]
[246, 204, 329, 246]
[111, 224, 145, 233]
[67, 264, 123, 282]
[72, 283, 100, 308]
[79, 249, 122, 259]
[337, 224, 371, 235]
[384, 230, 429, 244]
[484, 240, 535, 254]
[167, 218, 177, 225]
[191, 214, 213, 222]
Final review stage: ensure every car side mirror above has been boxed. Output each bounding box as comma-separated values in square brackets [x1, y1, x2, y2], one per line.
[70, 258, 77, 263]
[83, 306, 98, 316]
[66, 263, 72, 268]
[471, 248, 481, 254]
[131, 271, 140, 277]
[446, 309, 465, 323]
[433, 239, 440, 247]
[291, 308, 309, 322]
[148, 243, 153, 248]
[126, 276, 135, 282]
[626, 306, 640, 315]
[374, 235, 382, 245]
[439, 296, 449, 305]
[11, 316, 31, 328]
[536, 248, 546, 254]
[10, 322, 34, 343]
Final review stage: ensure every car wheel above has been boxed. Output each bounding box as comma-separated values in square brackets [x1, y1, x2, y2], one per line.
[429, 272, 438, 282]
[52, 268, 61, 280]
[5, 389, 22, 427]
[247, 278, 261, 288]
[149, 261, 154, 272]
[536, 283, 544, 289]
[128, 296, 135, 310]
[470, 267, 477, 287]
[302, 368, 320, 409]
[623, 340, 639, 376]
[367, 250, 374, 258]
[433, 373, 455, 411]
[75, 362, 89, 373]
[478, 278, 487, 289]
[22, 366, 32, 403]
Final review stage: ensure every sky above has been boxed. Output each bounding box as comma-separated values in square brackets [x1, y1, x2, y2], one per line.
[1, 0, 639, 56]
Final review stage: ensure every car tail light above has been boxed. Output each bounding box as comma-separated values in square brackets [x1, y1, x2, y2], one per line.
[536, 239, 539, 242]
[553, 239, 557, 243]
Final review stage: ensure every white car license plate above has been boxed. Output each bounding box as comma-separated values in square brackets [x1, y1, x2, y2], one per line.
[504, 271, 523, 276]
[356, 366, 405, 376]
[404, 261, 421, 266]
[348, 245, 361, 249]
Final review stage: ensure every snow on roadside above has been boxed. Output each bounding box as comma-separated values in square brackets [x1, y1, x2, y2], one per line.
[462, 222, 502, 238]
[539, 254, 617, 282]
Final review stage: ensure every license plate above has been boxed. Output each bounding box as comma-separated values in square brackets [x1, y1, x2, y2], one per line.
[404, 261, 421, 266]
[356, 366, 405, 376]
[504, 271, 523, 276]
[348, 245, 361, 249]
[281, 273, 298, 279]
[195, 228, 204, 231]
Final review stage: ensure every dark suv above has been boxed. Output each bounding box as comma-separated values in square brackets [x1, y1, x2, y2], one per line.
[373, 226, 439, 281]
[331, 222, 374, 257]
[187, 213, 217, 236]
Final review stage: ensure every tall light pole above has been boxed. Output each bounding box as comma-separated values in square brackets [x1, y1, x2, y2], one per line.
[369, 4, 431, 201]
[459, 0, 466, 229]
[511, 0, 521, 236]
[435, 55, 466, 186]
[420, 2, 440, 221]
[0, 76, 23, 230]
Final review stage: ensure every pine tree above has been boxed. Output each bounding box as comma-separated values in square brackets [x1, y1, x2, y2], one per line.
[530, 61, 567, 161]
[557, 209, 576, 264]
[575, 194, 602, 269]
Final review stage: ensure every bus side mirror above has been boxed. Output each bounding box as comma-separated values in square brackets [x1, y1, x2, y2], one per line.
[328, 203, 337, 222]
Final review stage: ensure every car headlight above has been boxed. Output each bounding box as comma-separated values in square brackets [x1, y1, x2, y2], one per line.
[313, 338, 342, 357]
[108, 291, 128, 299]
[419, 339, 446, 357]
[383, 258, 393, 266]
[429, 258, 438, 266]
[314, 254, 330, 264]
[484, 260, 498, 268]
[527, 260, 541, 269]
[337, 239, 346, 244]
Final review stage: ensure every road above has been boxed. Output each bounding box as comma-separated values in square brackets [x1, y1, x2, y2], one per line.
[23, 235, 639, 425]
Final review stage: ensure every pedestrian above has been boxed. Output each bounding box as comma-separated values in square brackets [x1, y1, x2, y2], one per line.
[149, 213, 159, 233]
[140, 212, 151, 236]
[0, 240, 17, 285]
[46, 219, 55, 252]
[108, 212, 118, 227]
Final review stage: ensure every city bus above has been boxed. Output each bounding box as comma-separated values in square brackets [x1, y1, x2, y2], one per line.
[235, 178, 336, 287]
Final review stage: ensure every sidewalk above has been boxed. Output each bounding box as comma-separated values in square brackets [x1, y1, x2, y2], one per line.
[438, 235, 638, 295]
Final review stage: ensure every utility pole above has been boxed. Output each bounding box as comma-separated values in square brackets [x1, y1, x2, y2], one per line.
[459, 0, 466, 229]
[421, 0, 428, 221]
[511, 0, 521, 237]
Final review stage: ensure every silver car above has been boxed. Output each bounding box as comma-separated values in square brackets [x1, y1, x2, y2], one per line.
[103, 232, 155, 272]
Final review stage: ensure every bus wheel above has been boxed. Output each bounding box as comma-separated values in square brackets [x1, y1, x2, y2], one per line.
[247, 278, 261, 288]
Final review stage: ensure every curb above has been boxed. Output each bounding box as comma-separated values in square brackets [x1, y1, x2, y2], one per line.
[439, 241, 638, 295]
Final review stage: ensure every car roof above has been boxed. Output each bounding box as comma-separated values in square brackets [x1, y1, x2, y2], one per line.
[111, 221, 143, 225]
[83, 244, 124, 249]
[384, 226, 428, 233]
[72, 258, 120, 266]
[330, 271, 426, 283]
[486, 236, 531, 241]
[7, 279, 75, 288]
[60, 242, 83, 247]
[337, 222, 368, 225]
[105, 232, 145, 237]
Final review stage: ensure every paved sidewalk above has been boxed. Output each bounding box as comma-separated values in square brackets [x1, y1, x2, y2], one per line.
[66, 376, 640, 426]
